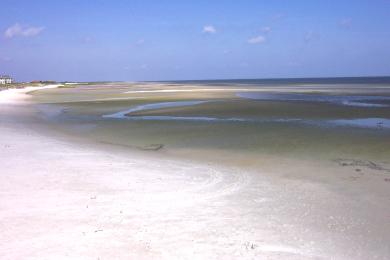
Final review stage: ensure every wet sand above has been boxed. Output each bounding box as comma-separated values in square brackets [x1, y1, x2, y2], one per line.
[1, 84, 390, 259]
[31, 82, 390, 164]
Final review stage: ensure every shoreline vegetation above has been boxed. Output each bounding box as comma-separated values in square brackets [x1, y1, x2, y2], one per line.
[1, 81, 390, 259]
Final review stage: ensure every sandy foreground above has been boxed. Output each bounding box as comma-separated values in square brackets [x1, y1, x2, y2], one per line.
[1, 86, 390, 259]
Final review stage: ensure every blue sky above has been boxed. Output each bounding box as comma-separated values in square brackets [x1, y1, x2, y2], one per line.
[1, 0, 390, 82]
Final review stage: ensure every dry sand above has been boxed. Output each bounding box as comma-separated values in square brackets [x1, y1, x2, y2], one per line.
[1, 86, 390, 259]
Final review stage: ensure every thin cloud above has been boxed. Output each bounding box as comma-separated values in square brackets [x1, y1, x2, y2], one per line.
[261, 26, 272, 33]
[272, 13, 285, 21]
[129, 39, 145, 48]
[248, 35, 266, 44]
[304, 31, 320, 43]
[4, 23, 44, 38]
[82, 36, 95, 44]
[136, 39, 145, 45]
[340, 18, 352, 28]
[203, 25, 216, 34]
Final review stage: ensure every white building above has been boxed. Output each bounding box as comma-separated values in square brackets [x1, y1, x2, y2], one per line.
[0, 75, 13, 84]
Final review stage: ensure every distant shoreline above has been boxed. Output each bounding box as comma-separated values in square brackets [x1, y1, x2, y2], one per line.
[3, 75, 390, 87]
[153, 75, 390, 85]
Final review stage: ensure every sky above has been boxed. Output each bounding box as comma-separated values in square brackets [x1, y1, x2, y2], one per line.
[1, 0, 390, 82]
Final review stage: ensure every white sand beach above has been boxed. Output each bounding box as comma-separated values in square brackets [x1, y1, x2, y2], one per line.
[1, 86, 390, 259]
